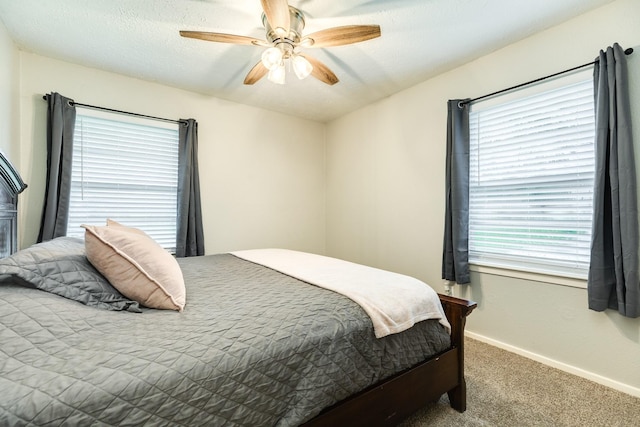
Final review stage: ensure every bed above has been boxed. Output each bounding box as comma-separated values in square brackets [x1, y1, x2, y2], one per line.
[0, 163, 476, 426]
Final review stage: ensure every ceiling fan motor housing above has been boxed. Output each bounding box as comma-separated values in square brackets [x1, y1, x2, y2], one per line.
[262, 6, 305, 55]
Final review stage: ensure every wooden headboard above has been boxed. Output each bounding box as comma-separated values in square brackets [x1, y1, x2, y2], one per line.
[0, 151, 27, 257]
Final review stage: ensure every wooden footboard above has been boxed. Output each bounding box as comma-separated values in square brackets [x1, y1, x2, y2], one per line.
[303, 294, 476, 426]
[439, 294, 477, 412]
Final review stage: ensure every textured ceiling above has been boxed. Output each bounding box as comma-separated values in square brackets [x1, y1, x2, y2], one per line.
[0, 0, 614, 122]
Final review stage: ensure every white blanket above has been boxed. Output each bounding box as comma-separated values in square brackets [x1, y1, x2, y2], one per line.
[231, 249, 451, 338]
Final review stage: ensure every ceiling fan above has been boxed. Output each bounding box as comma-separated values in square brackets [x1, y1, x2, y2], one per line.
[180, 0, 381, 86]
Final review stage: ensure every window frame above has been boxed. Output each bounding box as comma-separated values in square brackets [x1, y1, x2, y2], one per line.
[467, 69, 595, 286]
[66, 107, 180, 251]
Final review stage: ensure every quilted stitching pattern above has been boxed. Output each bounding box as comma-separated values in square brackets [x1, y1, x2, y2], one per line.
[0, 237, 140, 312]
[0, 254, 450, 426]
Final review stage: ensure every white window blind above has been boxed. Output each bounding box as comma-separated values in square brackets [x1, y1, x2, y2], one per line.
[67, 109, 179, 251]
[469, 79, 595, 279]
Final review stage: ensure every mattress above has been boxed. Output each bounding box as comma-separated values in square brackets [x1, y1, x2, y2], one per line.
[0, 252, 450, 426]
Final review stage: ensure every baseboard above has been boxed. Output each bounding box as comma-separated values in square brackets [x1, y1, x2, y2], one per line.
[465, 331, 640, 398]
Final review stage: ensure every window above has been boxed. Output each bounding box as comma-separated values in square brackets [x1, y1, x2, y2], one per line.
[67, 108, 180, 251]
[469, 76, 595, 279]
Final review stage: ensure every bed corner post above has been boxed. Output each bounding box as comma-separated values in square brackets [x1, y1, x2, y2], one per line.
[438, 294, 477, 412]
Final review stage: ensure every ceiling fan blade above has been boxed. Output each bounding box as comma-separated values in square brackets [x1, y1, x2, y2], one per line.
[261, 0, 290, 35]
[301, 55, 339, 85]
[244, 61, 269, 85]
[303, 25, 381, 48]
[180, 31, 263, 46]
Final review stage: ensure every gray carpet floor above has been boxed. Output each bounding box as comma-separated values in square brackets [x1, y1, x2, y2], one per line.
[399, 338, 640, 427]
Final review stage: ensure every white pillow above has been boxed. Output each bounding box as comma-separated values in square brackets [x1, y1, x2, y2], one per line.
[82, 222, 186, 311]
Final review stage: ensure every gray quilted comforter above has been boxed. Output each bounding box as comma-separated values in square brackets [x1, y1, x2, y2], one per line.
[0, 253, 451, 426]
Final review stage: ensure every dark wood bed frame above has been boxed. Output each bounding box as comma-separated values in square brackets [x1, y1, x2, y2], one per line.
[303, 294, 477, 426]
[0, 151, 27, 258]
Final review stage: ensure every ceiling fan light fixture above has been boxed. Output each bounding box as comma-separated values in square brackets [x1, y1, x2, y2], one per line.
[292, 54, 313, 80]
[268, 64, 286, 84]
[180, 2, 381, 86]
[261, 47, 284, 71]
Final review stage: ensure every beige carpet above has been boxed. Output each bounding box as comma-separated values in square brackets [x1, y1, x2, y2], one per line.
[399, 338, 640, 427]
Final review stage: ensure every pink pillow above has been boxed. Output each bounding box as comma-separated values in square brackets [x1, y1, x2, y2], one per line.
[106, 218, 148, 235]
[82, 222, 186, 311]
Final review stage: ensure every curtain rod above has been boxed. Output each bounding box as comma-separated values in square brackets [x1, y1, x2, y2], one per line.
[41, 95, 187, 126]
[460, 47, 634, 107]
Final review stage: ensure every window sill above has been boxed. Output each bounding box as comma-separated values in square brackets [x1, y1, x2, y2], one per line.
[469, 264, 587, 289]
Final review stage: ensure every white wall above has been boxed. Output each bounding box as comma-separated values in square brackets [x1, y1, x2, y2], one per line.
[326, 0, 640, 395]
[17, 53, 326, 255]
[0, 17, 19, 159]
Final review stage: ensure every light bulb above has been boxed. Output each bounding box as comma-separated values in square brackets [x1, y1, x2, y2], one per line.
[261, 47, 283, 71]
[268, 64, 286, 84]
[292, 55, 313, 80]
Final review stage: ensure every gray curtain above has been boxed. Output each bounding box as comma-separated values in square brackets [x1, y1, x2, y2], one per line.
[442, 99, 471, 284]
[176, 119, 205, 257]
[588, 43, 639, 318]
[38, 92, 76, 242]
